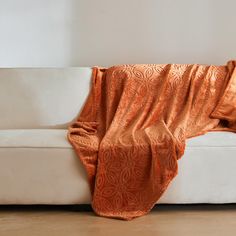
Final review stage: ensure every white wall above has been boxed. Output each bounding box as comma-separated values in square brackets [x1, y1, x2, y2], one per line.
[0, 0, 235, 67]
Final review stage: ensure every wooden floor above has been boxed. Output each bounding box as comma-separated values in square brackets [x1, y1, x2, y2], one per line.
[0, 204, 236, 236]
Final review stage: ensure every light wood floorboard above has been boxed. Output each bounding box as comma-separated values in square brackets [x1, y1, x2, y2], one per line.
[0, 204, 236, 236]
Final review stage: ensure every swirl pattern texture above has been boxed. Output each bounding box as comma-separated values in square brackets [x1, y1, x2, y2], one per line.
[68, 61, 236, 220]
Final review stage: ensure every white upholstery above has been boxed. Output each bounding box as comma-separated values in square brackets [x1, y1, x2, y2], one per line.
[0, 68, 92, 129]
[0, 129, 235, 204]
[0, 129, 71, 148]
[0, 67, 236, 205]
[160, 131, 236, 203]
[0, 129, 91, 204]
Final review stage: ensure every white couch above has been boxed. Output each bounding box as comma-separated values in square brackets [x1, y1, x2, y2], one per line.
[0, 68, 236, 205]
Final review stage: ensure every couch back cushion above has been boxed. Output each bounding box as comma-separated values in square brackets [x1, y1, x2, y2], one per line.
[0, 68, 92, 129]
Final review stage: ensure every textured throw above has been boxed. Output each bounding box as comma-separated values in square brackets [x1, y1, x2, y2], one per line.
[68, 60, 236, 220]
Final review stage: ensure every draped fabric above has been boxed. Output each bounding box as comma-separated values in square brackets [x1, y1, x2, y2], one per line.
[68, 60, 236, 220]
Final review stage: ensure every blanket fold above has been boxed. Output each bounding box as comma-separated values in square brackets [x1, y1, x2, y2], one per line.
[68, 60, 236, 220]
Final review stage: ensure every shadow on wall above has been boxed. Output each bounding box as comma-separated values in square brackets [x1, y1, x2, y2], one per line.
[69, 0, 236, 67]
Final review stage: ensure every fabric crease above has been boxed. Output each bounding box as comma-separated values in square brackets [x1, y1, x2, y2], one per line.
[68, 60, 236, 220]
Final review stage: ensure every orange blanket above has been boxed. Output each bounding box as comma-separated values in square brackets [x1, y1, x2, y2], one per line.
[68, 60, 236, 220]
